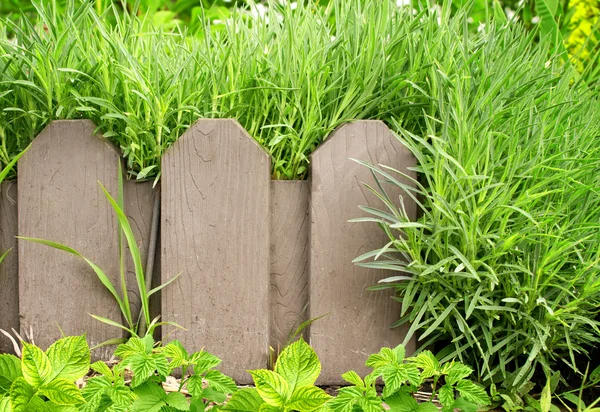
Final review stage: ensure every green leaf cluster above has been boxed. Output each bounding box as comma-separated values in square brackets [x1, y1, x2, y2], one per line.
[328, 345, 489, 412]
[0, 335, 89, 412]
[224, 339, 330, 412]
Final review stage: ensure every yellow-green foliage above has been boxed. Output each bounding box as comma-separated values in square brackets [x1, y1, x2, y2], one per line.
[565, 0, 600, 71]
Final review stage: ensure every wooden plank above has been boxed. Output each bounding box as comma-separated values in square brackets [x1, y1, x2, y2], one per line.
[309, 121, 416, 384]
[270, 180, 309, 352]
[18, 120, 122, 359]
[0, 182, 18, 354]
[161, 119, 270, 383]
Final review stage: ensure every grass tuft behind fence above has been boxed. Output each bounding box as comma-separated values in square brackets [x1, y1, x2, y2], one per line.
[0, 0, 429, 180]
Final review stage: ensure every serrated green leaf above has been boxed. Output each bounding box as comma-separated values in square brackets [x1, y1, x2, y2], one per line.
[455, 381, 489, 406]
[438, 384, 455, 408]
[166, 391, 190, 410]
[450, 398, 478, 412]
[274, 339, 320, 392]
[189, 351, 221, 374]
[411, 351, 439, 379]
[365, 348, 396, 370]
[131, 382, 167, 412]
[0, 354, 22, 393]
[161, 341, 189, 369]
[381, 363, 420, 397]
[250, 370, 289, 407]
[444, 363, 472, 385]
[222, 388, 265, 412]
[115, 337, 151, 361]
[41, 378, 85, 405]
[21, 343, 52, 388]
[327, 387, 362, 412]
[186, 374, 204, 397]
[203, 387, 227, 404]
[416, 402, 438, 412]
[46, 335, 90, 382]
[90, 361, 112, 377]
[392, 345, 406, 363]
[341, 371, 364, 387]
[287, 386, 331, 411]
[384, 393, 418, 412]
[357, 396, 384, 412]
[204, 370, 237, 394]
[259, 404, 281, 412]
[9, 377, 47, 412]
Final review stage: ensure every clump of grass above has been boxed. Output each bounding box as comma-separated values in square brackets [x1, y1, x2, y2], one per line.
[355, 7, 600, 392]
[0, 0, 427, 180]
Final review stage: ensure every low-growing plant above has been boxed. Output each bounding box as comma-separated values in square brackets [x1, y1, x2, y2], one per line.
[0, 335, 90, 411]
[224, 338, 331, 412]
[19, 166, 181, 342]
[329, 344, 490, 412]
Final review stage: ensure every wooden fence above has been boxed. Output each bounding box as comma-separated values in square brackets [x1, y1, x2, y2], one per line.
[0, 119, 416, 384]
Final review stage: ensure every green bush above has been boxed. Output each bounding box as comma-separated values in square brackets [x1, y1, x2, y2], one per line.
[355, 11, 600, 393]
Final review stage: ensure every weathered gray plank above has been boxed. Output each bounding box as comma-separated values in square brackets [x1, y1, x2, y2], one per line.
[309, 120, 416, 384]
[0, 182, 18, 353]
[18, 120, 122, 358]
[270, 180, 309, 352]
[161, 119, 270, 383]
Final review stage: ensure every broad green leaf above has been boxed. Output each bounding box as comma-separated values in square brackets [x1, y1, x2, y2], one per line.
[250, 370, 289, 407]
[455, 381, 489, 406]
[202, 387, 227, 404]
[204, 370, 237, 394]
[0, 396, 10, 412]
[357, 396, 384, 412]
[46, 335, 90, 382]
[327, 387, 362, 412]
[449, 398, 478, 412]
[0, 354, 22, 393]
[445, 363, 472, 385]
[438, 384, 454, 408]
[131, 382, 167, 412]
[41, 378, 85, 405]
[384, 393, 418, 412]
[274, 339, 320, 392]
[341, 371, 363, 387]
[21, 343, 52, 388]
[9, 377, 47, 412]
[115, 337, 152, 360]
[259, 404, 281, 412]
[165, 392, 190, 411]
[416, 402, 438, 412]
[287, 386, 331, 411]
[365, 348, 396, 370]
[222, 388, 265, 412]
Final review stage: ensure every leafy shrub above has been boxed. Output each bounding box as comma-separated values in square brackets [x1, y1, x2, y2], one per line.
[329, 345, 489, 412]
[224, 338, 331, 412]
[0, 335, 90, 411]
[354, 11, 600, 393]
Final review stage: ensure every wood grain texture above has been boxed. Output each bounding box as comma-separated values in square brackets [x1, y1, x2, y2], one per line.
[309, 121, 416, 384]
[18, 120, 122, 359]
[161, 119, 270, 383]
[0, 182, 18, 353]
[270, 181, 309, 351]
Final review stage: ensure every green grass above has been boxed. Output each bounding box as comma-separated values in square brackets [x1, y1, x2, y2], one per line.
[0, 0, 428, 180]
[354, 5, 600, 392]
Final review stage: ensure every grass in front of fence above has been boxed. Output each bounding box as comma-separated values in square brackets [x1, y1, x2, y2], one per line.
[0, 0, 429, 180]
[354, 7, 600, 393]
